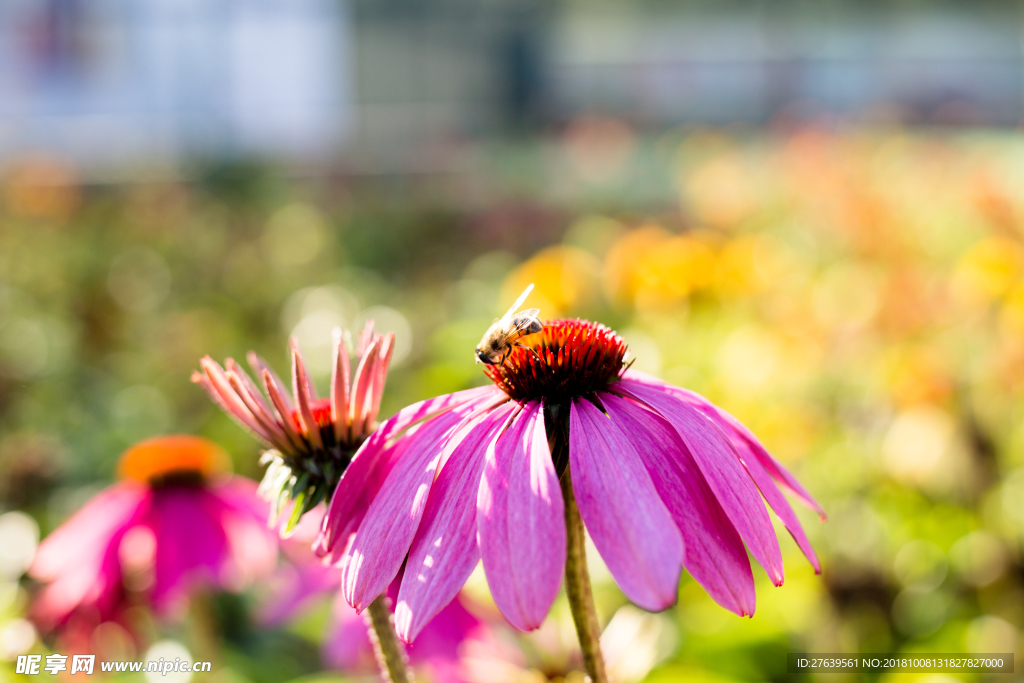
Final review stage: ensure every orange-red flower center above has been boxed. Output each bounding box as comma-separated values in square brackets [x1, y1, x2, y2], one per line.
[117, 435, 229, 485]
[483, 318, 629, 404]
[291, 398, 335, 432]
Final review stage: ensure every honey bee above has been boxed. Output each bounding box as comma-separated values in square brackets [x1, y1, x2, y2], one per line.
[475, 284, 544, 365]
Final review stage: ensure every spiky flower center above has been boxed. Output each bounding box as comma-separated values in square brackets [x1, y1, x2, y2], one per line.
[483, 319, 629, 404]
[117, 435, 228, 487]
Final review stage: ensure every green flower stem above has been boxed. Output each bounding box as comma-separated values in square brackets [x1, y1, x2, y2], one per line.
[561, 471, 609, 683]
[364, 594, 414, 683]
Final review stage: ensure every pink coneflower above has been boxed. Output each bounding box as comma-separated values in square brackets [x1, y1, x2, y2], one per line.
[316, 318, 823, 661]
[193, 323, 394, 532]
[196, 323, 418, 683]
[30, 435, 276, 632]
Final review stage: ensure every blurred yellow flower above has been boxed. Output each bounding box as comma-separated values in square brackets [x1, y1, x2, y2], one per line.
[713, 234, 774, 297]
[952, 236, 1024, 303]
[604, 226, 717, 310]
[501, 245, 600, 317]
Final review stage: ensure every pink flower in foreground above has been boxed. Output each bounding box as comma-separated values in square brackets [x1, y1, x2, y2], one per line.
[194, 323, 394, 532]
[261, 511, 492, 683]
[29, 435, 276, 632]
[316, 319, 824, 642]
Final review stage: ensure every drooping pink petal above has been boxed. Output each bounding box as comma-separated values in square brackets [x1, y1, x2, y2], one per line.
[601, 393, 755, 615]
[733, 446, 821, 573]
[617, 379, 785, 586]
[569, 398, 683, 611]
[211, 478, 279, 588]
[30, 483, 149, 629]
[315, 386, 501, 560]
[148, 487, 230, 611]
[340, 402, 479, 611]
[694, 403, 825, 519]
[623, 369, 825, 518]
[316, 426, 418, 565]
[31, 483, 148, 581]
[396, 403, 514, 642]
[478, 402, 566, 631]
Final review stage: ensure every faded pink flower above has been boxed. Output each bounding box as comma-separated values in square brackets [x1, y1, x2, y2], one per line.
[30, 435, 276, 632]
[316, 319, 823, 642]
[193, 323, 395, 531]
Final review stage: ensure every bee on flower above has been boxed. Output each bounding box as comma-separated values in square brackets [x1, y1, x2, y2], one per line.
[315, 288, 824, 683]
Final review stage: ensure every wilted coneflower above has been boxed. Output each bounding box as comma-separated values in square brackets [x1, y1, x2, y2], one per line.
[30, 435, 276, 634]
[195, 323, 418, 683]
[192, 322, 394, 533]
[316, 317, 823, 683]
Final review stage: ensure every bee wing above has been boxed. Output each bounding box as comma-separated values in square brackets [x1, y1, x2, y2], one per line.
[491, 311, 543, 347]
[502, 283, 535, 320]
[513, 309, 541, 331]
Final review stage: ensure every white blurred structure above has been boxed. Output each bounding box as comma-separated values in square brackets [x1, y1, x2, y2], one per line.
[0, 0, 352, 164]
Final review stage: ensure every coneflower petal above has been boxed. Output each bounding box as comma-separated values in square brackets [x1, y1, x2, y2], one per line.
[357, 319, 375, 356]
[621, 372, 822, 570]
[569, 398, 683, 612]
[248, 351, 294, 414]
[331, 328, 351, 443]
[315, 385, 505, 560]
[30, 484, 148, 582]
[395, 402, 514, 643]
[622, 369, 826, 518]
[291, 343, 324, 450]
[197, 358, 274, 445]
[733, 447, 821, 573]
[478, 401, 566, 632]
[224, 370, 291, 452]
[618, 380, 785, 586]
[348, 337, 380, 437]
[364, 332, 395, 433]
[225, 359, 275, 416]
[150, 488, 228, 610]
[696, 402, 826, 519]
[261, 369, 305, 450]
[602, 393, 755, 616]
[339, 402, 476, 611]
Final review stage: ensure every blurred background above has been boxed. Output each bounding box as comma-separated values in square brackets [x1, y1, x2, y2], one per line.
[2, 0, 1024, 681]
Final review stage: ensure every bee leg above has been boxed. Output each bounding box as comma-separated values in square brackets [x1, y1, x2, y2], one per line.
[522, 344, 542, 362]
